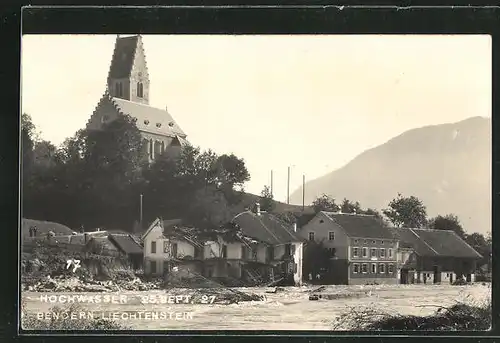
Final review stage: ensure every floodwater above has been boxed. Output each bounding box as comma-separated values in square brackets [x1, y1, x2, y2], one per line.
[22, 284, 491, 330]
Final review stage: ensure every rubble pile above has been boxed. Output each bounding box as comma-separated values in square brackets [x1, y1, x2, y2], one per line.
[24, 275, 162, 292]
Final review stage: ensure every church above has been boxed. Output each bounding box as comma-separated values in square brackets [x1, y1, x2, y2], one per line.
[86, 35, 188, 162]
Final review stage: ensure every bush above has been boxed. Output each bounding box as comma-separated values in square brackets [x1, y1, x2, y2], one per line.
[332, 300, 491, 331]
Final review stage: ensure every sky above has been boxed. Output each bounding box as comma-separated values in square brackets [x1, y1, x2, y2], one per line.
[21, 34, 491, 203]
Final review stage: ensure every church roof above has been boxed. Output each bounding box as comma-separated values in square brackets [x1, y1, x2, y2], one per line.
[108, 35, 139, 79]
[111, 96, 187, 138]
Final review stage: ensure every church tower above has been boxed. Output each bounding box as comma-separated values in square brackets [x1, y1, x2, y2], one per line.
[107, 35, 150, 105]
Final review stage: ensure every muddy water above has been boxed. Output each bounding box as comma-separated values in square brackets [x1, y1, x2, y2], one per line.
[22, 284, 491, 330]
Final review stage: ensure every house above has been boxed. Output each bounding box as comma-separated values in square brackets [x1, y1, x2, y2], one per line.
[204, 203, 305, 286]
[85, 233, 143, 269]
[299, 211, 398, 285]
[395, 228, 482, 284]
[141, 218, 204, 276]
[86, 35, 188, 162]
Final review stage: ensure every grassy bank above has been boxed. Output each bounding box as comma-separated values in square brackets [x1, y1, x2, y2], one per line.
[332, 299, 491, 331]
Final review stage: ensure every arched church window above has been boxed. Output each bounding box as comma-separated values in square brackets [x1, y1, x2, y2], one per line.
[115, 82, 123, 97]
[137, 82, 143, 98]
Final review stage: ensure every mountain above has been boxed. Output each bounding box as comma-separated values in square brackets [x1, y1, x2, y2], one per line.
[290, 117, 491, 235]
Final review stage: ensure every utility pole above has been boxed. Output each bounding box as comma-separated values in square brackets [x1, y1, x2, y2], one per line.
[270, 170, 274, 197]
[139, 194, 143, 229]
[302, 174, 305, 211]
[287, 166, 290, 204]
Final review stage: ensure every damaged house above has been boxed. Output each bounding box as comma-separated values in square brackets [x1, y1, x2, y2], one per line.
[395, 228, 482, 284]
[85, 232, 143, 270]
[141, 218, 205, 276]
[203, 203, 304, 286]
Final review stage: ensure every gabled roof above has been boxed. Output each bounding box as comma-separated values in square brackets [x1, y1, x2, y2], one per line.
[232, 211, 302, 245]
[110, 97, 186, 138]
[396, 228, 482, 259]
[321, 212, 395, 240]
[108, 35, 138, 79]
[108, 234, 143, 255]
[141, 217, 164, 241]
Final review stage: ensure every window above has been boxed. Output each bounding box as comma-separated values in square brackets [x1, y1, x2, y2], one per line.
[379, 263, 385, 273]
[362, 247, 368, 258]
[115, 82, 123, 97]
[361, 263, 368, 273]
[328, 248, 336, 257]
[251, 248, 257, 260]
[354, 239, 359, 244]
[371, 263, 377, 273]
[221, 245, 227, 258]
[151, 241, 156, 254]
[171, 243, 178, 258]
[149, 139, 153, 159]
[372, 240, 376, 244]
[308, 232, 315, 241]
[101, 115, 109, 123]
[388, 264, 394, 273]
[371, 248, 377, 258]
[144, 120, 149, 125]
[291, 244, 296, 255]
[380, 248, 386, 258]
[137, 82, 144, 98]
[293, 263, 298, 273]
[328, 232, 335, 241]
[353, 264, 360, 273]
[267, 246, 274, 261]
[352, 247, 359, 258]
[150, 260, 157, 274]
[163, 241, 169, 253]
[388, 248, 393, 258]
[319, 219, 324, 223]
[380, 241, 384, 245]
[156, 123, 162, 128]
[194, 246, 202, 259]
[285, 244, 291, 256]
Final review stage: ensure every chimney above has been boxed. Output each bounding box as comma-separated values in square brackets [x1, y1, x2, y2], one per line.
[293, 222, 297, 232]
[255, 202, 261, 216]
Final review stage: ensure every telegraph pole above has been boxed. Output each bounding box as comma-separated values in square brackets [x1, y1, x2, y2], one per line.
[302, 174, 305, 211]
[287, 166, 290, 204]
[140, 194, 143, 229]
[270, 170, 274, 197]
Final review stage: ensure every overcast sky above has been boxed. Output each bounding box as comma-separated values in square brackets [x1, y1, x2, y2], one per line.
[21, 34, 491, 203]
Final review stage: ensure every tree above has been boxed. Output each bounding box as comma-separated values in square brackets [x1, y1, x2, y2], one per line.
[259, 185, 275, 212]
[383, 193, 427, 228]
[184, 186, 235, 231]
[465, 232, 491, 270]
[427, 214, 466, 240]
[340, 198, 362, 214]
[312, 194, 339, 213]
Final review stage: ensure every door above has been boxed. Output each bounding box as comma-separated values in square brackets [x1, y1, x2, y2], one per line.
[150, 260, 157, 275]
[400, 269, 409, 284]
[433, 265, 440, 284]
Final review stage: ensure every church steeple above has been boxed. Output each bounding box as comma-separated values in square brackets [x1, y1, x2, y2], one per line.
[107, 34, 150, 105]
